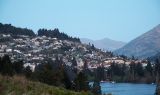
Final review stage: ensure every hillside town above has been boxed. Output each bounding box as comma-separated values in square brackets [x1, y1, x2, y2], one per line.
[0, 0, 160, 94]
[0, 34, 148, 71]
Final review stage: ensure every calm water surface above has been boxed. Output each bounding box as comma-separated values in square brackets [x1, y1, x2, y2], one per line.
[101, 83, 156, 95]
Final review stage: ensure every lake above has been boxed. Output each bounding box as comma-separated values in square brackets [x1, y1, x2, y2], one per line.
[101, 83, 156, 95]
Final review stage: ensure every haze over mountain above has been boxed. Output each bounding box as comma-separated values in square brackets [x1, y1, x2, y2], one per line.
[81, 38, 126, 51]
[115, 24, 160, 58]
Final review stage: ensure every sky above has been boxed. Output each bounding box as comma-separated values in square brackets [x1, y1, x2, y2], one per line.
[0, 0, 160, 42]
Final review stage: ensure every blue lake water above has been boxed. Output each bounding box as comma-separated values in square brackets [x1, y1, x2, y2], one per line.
[101, 83, 156, 95]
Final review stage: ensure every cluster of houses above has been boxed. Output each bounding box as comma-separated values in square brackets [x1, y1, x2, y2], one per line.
[0, 34, 148, 71]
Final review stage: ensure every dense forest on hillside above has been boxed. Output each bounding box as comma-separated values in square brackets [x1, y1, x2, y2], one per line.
[38, 28, 80, 42]
[0, 23, 80, 42]
[0, 23, 35, 36]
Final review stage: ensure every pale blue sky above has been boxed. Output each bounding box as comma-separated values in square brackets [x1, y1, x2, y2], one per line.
[0, 0, 160, 42]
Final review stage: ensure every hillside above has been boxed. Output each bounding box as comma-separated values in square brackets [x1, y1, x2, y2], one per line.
[114, 24, 160, 58]
[0, 75, 89, 95]
[81, 38, 126, 51]
[0, 23, 156, 95]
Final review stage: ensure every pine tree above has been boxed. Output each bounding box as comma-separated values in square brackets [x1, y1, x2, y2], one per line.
[63, 71, 72, 89]
[136, 62, 144, 77]
[13, 60, 24, 74]
[24, 66, 32, 78]
[129, 61, 136, 81]
[74, 72, 89, 91]
[0, 57, 2, 73]
[1, 55, 14, 76]
[146, 61, 153, 76]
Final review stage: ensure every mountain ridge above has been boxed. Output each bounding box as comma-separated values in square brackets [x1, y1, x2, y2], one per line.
[114, 24, 160, 58]
[81, 38, 126, 51]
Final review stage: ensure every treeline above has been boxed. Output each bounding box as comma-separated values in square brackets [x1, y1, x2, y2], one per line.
[95, 58, 160, 83]
[0, 55, 101, 95]
[0, 23, 80, 42]
[38, 28, 80, 42]
[0, 23, 35, 36]
[0, 55, 28, 76]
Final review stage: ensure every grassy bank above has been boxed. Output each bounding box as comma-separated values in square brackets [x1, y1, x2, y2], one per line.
[0, 75, 90, 95]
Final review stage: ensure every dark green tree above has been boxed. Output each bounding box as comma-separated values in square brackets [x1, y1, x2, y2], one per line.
[13, 60, 24, 74]
[91, 66, 102, 95]
[129, 61, 136, 81]
[24, 66, 32, 78]
[136, 62, 144, 77]
[0, 23, 35, 36]
[63, 71, 72, 89]
[37, 28, 80, 42]
[121, 63, 127, 77]
[34, 59, 65, 86]
[146, 61, 153, 76]
[74, 72, 89, 91]
[1, 55, 14, 76]
[0, 57, 2, 73]
[96, 65, 105, 81]
[91, 44, 95, 49]
[35, 63, 55, 85]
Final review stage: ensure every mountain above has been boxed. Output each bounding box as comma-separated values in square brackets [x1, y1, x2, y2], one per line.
[114, 24, 160, 58]
[81, 38, 126, 51]
[148, 52, 160, 62]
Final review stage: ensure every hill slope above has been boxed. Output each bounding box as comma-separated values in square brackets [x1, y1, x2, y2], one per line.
[114, 24, 160, 58]
[81, 38, 126, 51]
[0, 75, 89, 95]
